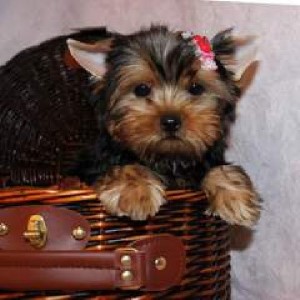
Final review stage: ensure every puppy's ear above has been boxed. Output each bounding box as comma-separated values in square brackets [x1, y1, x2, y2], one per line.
[212, 28, 259, 94]
[67, 38, 113, 77]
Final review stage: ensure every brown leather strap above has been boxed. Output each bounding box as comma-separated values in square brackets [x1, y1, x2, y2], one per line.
[0, 205, 91, 250]
[0, 234, 186, 292]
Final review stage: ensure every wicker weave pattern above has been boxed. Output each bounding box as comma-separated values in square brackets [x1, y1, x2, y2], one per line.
[0, 188, 230, 299]
[0, 32, 230, 299]
[0, 34, 98, 186]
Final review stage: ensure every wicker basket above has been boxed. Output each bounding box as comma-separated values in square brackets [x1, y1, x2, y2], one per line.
[0, 30, 230, 299]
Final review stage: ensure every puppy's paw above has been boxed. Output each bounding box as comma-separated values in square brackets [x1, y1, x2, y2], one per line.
[95, 165, 166, 220]
[202, 165, 261, 227]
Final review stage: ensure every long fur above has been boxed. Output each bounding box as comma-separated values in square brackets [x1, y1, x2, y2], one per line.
[68, 25, 240, 189]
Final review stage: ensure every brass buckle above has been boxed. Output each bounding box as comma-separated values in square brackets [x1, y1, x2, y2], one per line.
[23, 214, 47, 249]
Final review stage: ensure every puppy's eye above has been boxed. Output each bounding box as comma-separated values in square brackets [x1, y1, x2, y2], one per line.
[188, 83, 205, 96]
[134, 84, 151, 97]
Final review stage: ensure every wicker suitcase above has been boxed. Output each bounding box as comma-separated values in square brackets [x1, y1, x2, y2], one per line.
[0, 30, 230, 299]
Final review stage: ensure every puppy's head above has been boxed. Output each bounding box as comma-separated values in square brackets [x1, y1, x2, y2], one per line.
[68, 26, 258, 161]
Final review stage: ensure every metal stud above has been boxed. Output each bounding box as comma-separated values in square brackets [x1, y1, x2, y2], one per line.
[0, 223, 8, 236]
[155, 256, 167, 270]
[72, 226, 86, 240]
[121, 255, 132, 267]
[121, 270, 133, 281]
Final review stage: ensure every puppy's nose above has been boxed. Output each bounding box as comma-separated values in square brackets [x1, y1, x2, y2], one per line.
[160, 115, 181, 132]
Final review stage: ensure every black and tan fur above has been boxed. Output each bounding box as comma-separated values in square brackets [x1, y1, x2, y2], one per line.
[67, 26, 260, 225]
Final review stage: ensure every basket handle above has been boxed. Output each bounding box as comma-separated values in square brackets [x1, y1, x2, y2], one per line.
[0, 234, 186, 292]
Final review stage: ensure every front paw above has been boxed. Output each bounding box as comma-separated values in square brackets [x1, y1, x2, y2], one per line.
[95, 165, 166, 220]
[202, 165, 261, 227]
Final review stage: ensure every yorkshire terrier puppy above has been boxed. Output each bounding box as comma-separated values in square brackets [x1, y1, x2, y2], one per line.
[67, 25, 261, 226]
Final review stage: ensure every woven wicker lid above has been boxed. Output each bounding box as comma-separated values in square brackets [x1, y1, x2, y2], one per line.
[0, 30, 115, 186]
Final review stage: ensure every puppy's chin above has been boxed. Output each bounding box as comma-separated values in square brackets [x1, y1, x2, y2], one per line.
[156, 137, 192, 154]
[133, 136, 203, 161]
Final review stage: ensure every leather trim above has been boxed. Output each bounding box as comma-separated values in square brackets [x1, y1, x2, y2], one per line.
[131, 234, 186, 291]
[0, 234, 186, 291]
[0, 205, 90, 250]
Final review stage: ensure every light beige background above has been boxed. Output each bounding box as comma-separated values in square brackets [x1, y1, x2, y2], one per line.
[1, 1, 299, 299]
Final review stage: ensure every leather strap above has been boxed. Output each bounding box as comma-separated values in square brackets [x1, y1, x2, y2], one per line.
[0, 205, 90, 250]
[0, 234, 186, 292]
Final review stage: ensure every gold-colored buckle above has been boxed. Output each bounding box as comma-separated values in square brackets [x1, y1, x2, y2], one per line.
[23, 214, 47, 249]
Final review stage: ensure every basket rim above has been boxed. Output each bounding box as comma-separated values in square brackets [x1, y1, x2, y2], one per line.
[0, 186, 207, 204]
